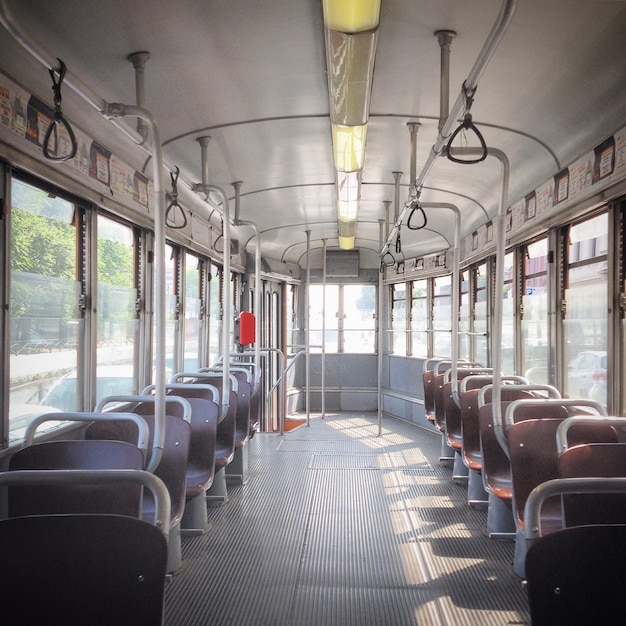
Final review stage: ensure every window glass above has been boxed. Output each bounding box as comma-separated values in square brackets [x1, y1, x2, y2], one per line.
[9, 179, 80, 440]
[391, 283, 407, 356]
[563, 213, 608, 404]
[433, 275, 451, 357]
[309, 284, 339, 353]
[458, 271, 470, 361]
[308, 283, 375, 354]
[208, 265, 221, 366]
[97, 215, 137, 406]
[474, 264, 488, 366]
[286, 284, 297, 353]
[522, 239, 549, 384]
[160, 244, 178, 376]
[411, 279, 428, 357]
[184, 253, 201, 371]
[343, 284, 375, 353]
[502, 253, 515, 374]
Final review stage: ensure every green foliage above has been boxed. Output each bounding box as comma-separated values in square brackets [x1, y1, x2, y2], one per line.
[11, 206, 75, 278]
[98, 237, 133, 287]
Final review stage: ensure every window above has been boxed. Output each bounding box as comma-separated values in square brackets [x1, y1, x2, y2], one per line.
[563, 213, 608, 403]
[308, 283, 376, 354]
[390, 283, 407, 356]
[97, 215, 137, 405]
[410, 279, 428, 357]
[9, 178, 80, 440]
[286, 284, 298, 353]
[161, 244, 179, 375]
[183, 252, 201, 371]
[459, 271, 470, 361]
[521, 238, 549, 384]
[474, 264, 489, 366]
[502, 253, 515, 374]
[309, 284, 339, 353]
[343, 284, 376, 353]
[207, 264, 221, 365]
[432, 275, 452, 357]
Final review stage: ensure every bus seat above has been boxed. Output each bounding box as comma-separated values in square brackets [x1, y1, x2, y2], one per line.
[423, 369, 436, 423]
[0, 469, 169, 625]
[559, 442, 626, 527]
[173, 372, 239, 499]
[525, 523, 626, 626]
[8, 440, 144, 518]
[87, 407, 191, 574]
[144, 383, 219, 533]
[508, 412, 614, 577]
[443, 369, 490, 483]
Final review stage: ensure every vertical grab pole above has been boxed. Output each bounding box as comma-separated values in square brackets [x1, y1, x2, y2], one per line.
[489, 149, 510, 452]
[103, 103, 165, 472]
[322, 239, 327, 419]
[377, 219, 385, 436]
[305, 230, 311, 427]
[449, 206, 461, 401]
[446, 147, 509, 449]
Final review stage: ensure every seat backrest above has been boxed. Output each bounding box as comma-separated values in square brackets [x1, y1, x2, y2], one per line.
[87, 412, 191, 528]
[442, 381, 462, 448]
[460, 388, 484, 467]
[423, 370, 436, 420]
[508, 413, 612, 529]
[191, 375, 237, 462]
[476, 393, 535, 494]
[433, 373, 446, 432]
[201, 373, 248, 445]
[164, 388, 219, 498]
[525, 524, 626, 626]
[0, 513, 167, 625]
[8, 440, 144, 518]
[229, 369, 252, 445]
[559, 442, 626, 526]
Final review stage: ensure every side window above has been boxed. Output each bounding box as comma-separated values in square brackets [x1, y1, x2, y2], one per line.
[563, 212, 608, 403]
[521, 238, 549, 384]
[97, 214, 137, 406]
[390, 283, 407, 356]
[432, 275, 452, 358]
[9, 178, 80, 440]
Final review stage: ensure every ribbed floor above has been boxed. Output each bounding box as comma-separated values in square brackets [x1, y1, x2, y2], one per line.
[164, 413, 530, 625]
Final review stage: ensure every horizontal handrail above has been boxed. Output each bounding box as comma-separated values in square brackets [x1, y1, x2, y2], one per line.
[0, 469, 171, 538]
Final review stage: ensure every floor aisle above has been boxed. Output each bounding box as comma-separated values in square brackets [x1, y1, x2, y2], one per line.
[164, 413, 530, 626]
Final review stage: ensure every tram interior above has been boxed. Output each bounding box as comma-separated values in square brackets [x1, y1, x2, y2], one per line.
[1, 1, 626, 625]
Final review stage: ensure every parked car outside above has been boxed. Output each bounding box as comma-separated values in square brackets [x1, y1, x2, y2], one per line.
[567, 350, 607, 401]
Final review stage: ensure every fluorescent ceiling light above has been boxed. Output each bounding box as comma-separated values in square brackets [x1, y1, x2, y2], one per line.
[322, 0, 381, 33]
[336, 170, 361, 203]
[337, 199, 359, 221]
[332, 123, 367, 172]
[325, 29, 377, 126]
[338, 235, 356, 250]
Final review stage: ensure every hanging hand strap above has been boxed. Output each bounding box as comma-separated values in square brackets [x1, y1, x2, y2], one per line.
[445, 83, 488, 164]
[165, 167, 189, 229]
[43, 59, 78, 162]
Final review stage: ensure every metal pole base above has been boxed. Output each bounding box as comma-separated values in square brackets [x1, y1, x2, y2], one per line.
[439, 433, 455, 463]
[226, 443, 249, 485]
[452, 451, 469, 482]
[206, 467, 229, 506]
[181, 492, 212, 535]
[467, 469, 488, 509]
[487, 493, 516, 540]
[167, 522, 183, 574]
